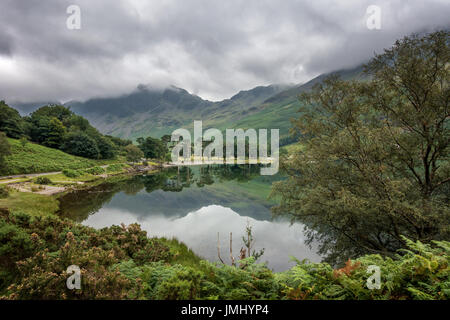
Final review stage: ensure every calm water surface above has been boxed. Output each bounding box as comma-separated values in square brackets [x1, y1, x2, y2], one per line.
[58, 165, 321, 271]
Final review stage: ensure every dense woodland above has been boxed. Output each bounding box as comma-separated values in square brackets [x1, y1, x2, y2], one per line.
[0, 103, 129, 159]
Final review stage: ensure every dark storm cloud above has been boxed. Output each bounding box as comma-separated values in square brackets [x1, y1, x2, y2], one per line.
[0, 31, 12, 56]
[0, 0, 449, 103]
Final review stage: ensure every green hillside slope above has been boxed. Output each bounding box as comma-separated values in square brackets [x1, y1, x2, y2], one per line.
[65, 84, 292, 140]
[2, 138, 114, 175]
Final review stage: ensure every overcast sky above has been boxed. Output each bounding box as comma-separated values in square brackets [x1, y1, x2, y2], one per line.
[0, 0, 448, 103]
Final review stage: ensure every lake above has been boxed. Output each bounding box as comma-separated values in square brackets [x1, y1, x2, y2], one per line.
[58, 165, 321, 271]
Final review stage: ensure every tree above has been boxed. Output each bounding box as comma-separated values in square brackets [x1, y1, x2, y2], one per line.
[95, 135, 117, 159]
[0, 101, 24, 138]
[106, 135, 132, 148]
[61, 132, 100, 159]
[30, 104, 73, 123]
[272, 31, 449, 263]
[0, 132, 11, 173]
[28, 113, 58, 146]
[44, 117, 66, 148]
[161, 134, 172, 144]
[125, 144, 144, 163]
[66, 114, 90, 131]
[137, 137, 168, 160]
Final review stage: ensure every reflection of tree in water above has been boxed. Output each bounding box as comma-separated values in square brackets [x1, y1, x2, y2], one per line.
[197, 166, 214, 187]
[158, 165, 261, 190]
[58, 165, 266, 222]
[210, 164, 261, 183]
[57, 178, 135, 222]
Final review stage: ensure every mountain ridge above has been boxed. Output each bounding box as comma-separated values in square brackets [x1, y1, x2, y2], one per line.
[8, 64, 366, 141]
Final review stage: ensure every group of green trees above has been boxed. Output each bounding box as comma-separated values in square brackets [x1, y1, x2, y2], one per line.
[0, 103, 132, 160]
[136, 136, 169, 161]
[0, 101, 174, 174]
[124, 136, 170, 163]
[273, 31, 449, 264]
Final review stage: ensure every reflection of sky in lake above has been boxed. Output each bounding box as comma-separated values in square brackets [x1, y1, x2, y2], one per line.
[83, 204, 321, 271]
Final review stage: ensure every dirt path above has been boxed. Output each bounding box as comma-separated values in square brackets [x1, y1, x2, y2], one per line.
[0, 165, 114, 184]
[10, 184, 66, 195]
[0, 172, 63, 185]
[0, 162, 167, 196]
[0, 171, 62, 182]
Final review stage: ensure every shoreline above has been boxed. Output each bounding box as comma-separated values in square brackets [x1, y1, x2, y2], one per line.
[0, 162, 163, 196]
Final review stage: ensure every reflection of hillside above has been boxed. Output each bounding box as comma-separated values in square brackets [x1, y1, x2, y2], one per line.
[57, 178, 136, 222]
[59, 165, 279, 222]
[106, 185, 272, 220]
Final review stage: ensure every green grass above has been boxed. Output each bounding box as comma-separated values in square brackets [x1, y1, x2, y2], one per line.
[106, 163, 128, 173]
[2, 138, 121, 176]
[0, 191, 59, 216]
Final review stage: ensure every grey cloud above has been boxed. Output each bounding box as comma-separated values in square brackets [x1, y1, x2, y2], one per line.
[0, 0, 448, 103]
[0, 31, 12, 56]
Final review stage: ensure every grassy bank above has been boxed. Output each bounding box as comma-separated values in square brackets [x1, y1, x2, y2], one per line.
[0, 163, 134, 217]
[1, 138, 122, 176]
[0, 190, 59, 216]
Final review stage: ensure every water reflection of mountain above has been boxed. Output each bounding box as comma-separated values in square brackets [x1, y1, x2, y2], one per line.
[58, 165, 281, 222]
[83, 204, 322, 272]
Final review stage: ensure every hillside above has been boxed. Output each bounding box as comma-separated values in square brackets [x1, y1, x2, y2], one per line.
[65, 83, 292, 140]
[10, 65, 366, 141]
[231, 65, 369, 137]
[1, 138, 116, 176]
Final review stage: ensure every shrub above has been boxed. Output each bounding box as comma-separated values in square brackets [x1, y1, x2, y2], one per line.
[0, 209, 448, 300]
[83, 166, 105, 175]
[106, 164, 124, 173]
[0, 210, 172, 299]
[35, 177, 52, 185]
[20, 136, 28, 148]
[276, 237, 450, 300]
[62, 169, 83, 178]
[0, 185, 9, 199]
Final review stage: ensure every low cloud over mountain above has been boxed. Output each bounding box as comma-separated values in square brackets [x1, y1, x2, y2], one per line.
[0, 0, 448, 103]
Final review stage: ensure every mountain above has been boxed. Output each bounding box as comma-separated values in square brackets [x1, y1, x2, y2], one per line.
[8, 64, 367, 142]
[230, 65, 368, 139]
[66, 83, 292, 140]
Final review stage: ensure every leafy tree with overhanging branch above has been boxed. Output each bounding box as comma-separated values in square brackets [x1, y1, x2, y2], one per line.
[272, 30, 449, 264]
